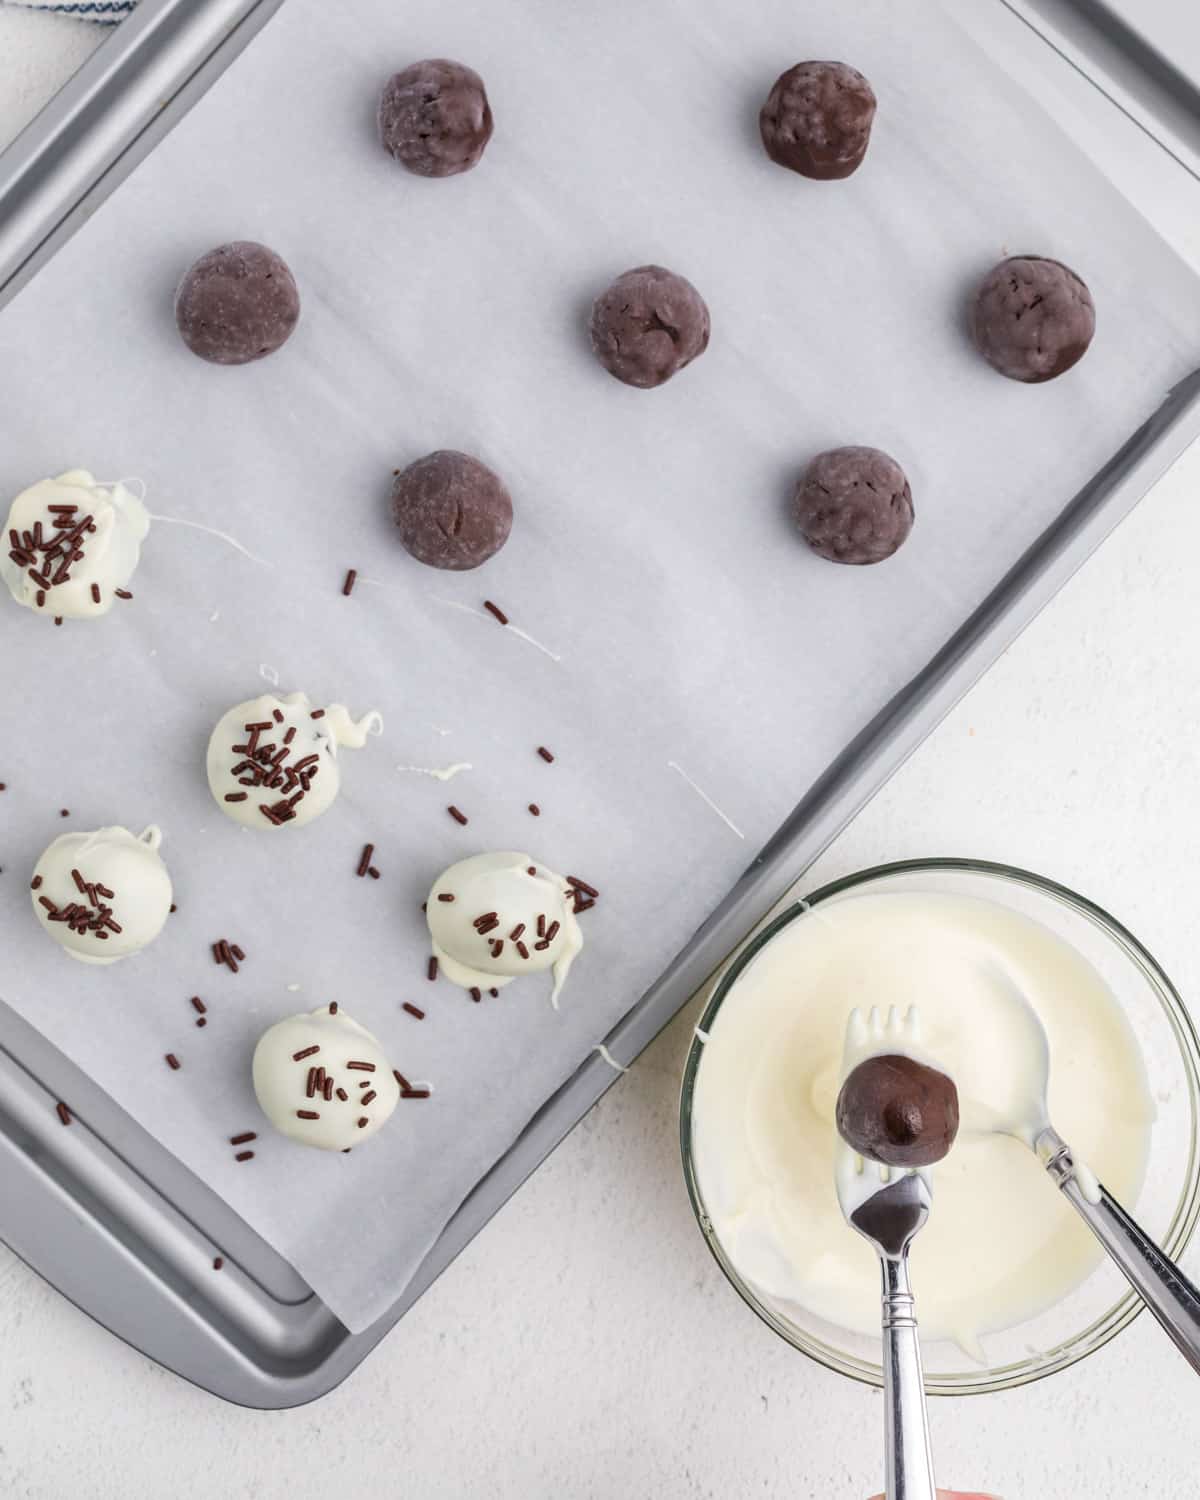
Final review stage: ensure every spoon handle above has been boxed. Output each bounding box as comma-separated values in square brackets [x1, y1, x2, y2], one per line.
[880, 1252, 938, 1500]
[1041, 1129, 1200, 1376]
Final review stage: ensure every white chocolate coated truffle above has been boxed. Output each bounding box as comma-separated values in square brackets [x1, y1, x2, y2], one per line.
[31, 825, 172, 965]
[206, 691, 382, 830]
[427, 852, 583, 1006]
[252, 1006, 400, 1151]
[1, 470, 149, 620]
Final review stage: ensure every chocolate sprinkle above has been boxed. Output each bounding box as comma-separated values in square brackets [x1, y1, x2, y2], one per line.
[165, 1054, 181, 1071]
[310, 709, 325, 719]
[368, 867, 381, 880]
[566, 876, 599, 899]
[229, 1132, 257, 1146]
[402, 1003, 425, 1019]
[361, 1090, 377, 1106]
[489, 988, 498, 997]
[292, 1045, 320, 1061]
[191, 996, 207, 1014]
[328, 1001, 338, 1014]
[30, 876, 42, 891]
[234, 1150, 255, 1162]
[393, 1071, 411, 1091]
[516, 940, 530, 960]
[537, 746, 555, 763]
[230, 944, 245, 961]
[196, 1018, 208, 1028]
[296, 1110, 321, 1120]
[212, 1257, 224, 1271]
[401, 1088, 431, 1100]
[470, 987, 481, 1002]
[55, 1101, 72, 1127]
[437, 893, 456, 903]
[346, 1061, 376, 1072]
[448, 805, 468, 825]
[342, 568, 358, 597]
[115, 588, 132, 600]
[336, 1087, 348, 1101]
[357, 1117, 369, 1128]
[8, 503, 103, 614]
[357, 844, 374, 878]
[509, 923, 525, 940]
[573, 897, 596, 914]
[528, 803, 541, 816]
[214, 938, 241, 973]
[483, 599, 509, 626]
[428, 956, 439, 981]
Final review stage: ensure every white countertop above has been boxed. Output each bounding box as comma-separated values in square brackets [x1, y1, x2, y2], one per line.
[3, 15, 1200, 1497]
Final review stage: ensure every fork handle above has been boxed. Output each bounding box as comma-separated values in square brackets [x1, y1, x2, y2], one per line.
[1039, 1129, 1200, 1377]
[880, 1254, 938, 1500]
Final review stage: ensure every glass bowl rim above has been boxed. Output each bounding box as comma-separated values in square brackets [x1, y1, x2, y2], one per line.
[679, 856, 1200, 1396]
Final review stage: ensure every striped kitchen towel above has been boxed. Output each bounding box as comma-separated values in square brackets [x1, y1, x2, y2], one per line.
[4, 0, 136, 22]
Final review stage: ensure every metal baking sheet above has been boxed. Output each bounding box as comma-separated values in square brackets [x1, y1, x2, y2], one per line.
[1, 0, 1199, 1405]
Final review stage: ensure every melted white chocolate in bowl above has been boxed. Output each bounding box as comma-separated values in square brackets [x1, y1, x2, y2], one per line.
[690, 889, 1154, 1359]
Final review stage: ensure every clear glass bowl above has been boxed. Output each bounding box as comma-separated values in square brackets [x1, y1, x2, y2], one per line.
[680, 859, 1200, 1395]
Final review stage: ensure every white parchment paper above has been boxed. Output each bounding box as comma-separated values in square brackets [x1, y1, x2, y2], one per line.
[0, 0, 1198, 1333]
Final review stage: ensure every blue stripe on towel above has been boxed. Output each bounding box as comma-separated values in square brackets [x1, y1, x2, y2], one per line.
[6, 0, 136, 19]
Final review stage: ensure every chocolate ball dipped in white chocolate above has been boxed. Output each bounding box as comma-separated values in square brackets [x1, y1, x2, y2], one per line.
[206, 691, 382, 831]
[31, 825, 172, 964]
[252, 1004, 401, 1151]
[426, 852, 584, 1006]
[1, 470, 149, 621]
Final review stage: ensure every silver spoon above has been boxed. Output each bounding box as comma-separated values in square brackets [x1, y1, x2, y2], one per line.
[984, 962, 1200, 1375]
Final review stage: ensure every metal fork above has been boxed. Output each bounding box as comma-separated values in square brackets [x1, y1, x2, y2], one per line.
[837, 1007, 938, 1500]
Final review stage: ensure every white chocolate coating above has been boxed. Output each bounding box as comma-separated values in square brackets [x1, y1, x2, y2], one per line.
[1, 470, 149, 620]
[427, 852, 583, 1005]
[252, 1006, 400, 1151]
[206, 691, 382, 830]
[691, 890, 1153, 1352]
[31, 825, 172, 965]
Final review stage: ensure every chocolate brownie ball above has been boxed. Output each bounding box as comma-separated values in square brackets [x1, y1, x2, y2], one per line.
[588, 265, 710, 389]
[175, 242, 300, 366]
[390, 451, 512, 571]
[837, 1054, 960, 1169]
[759, 61, 876, 180]
[971, 255, 1095, 383]
[378, 59, 493, 178]
[792, 447, 913, 566]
